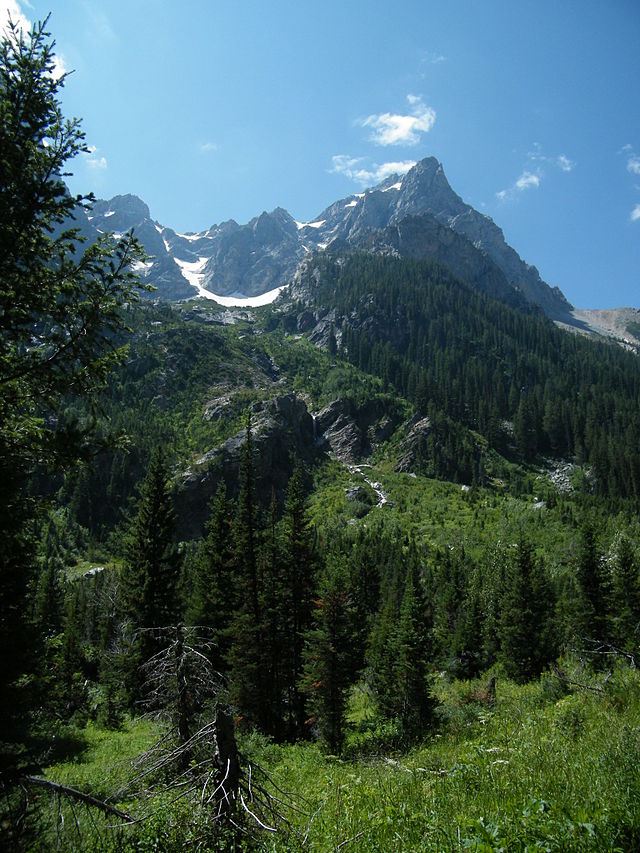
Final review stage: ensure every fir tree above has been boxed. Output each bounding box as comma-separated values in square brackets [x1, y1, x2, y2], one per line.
[281, 462, 317, 738]
[228, 413, 266, 729]
[301, 553, 355, 753]
[499, 536, 554, 683]
[119, 449, 180, 701]
[184, 484, 235, 672]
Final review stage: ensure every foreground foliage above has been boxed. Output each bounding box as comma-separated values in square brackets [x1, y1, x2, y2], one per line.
[36, 660, 640, 851]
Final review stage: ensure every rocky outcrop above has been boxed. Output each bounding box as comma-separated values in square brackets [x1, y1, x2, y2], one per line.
[176, 393, 316, 538]
[314, 397, 402, 463]
[394, 416, 433, 473]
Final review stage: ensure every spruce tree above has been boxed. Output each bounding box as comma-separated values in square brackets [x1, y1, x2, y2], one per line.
[499, 536, 554, 682]
[281, 462, 317, 738]
[392, 561, 435, 743]
[228, 413, 266, 729]
[301, 553, 355, 753]
[185, 484, 235, 672]
[119, 449, 180, 701]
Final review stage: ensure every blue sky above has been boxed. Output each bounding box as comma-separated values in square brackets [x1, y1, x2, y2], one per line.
[4, 1, 639, 309]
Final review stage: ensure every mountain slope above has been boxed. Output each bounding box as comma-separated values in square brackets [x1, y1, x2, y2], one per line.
[78, 159, 584, 322]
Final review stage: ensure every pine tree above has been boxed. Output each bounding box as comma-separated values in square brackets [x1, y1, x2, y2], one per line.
[573, 518, 607, 643]
[392, 561, 435, 743]
[281, 462, 317, 738]
[301, 554, 355, 753]
[608, 531, 640, 651]
[0, 15, 144, 783]
[119, 449, 180, 702]
[228, 413, 266, 729]
[185, 484, 235, 672]
[499, 536, 554, 682]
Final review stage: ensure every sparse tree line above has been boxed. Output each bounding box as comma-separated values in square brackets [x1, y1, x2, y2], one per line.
[30, 426, 640, 762]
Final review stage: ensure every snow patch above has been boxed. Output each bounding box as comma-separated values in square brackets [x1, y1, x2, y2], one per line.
[163, 237, 171, 253]
[382, 182, 402, 192]
[104, 210, 116, 217]
[132, 259, 154, 274]
[154, 223, 163, 234]
[296, 219, 326, 230]
[176, 231, 204, 242]
[344, 200, 358, 208]
[174, 257, 286, 306]
[174, 256, 208, 291]
[199, 286, 287, 307]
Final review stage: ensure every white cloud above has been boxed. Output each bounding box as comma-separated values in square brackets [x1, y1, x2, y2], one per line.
[360, 95, 436, 147]
[199, 141, 218, 153]
[627, 156, 640, 176]
[1, 2, 68, 77]
[631, 204, 640, 222]
[515, 171, 541, 191]
[527, 145, 575, 173]
[1, 1, 30, 34]
[330, 154, 415, 186]
[496, 169, 542, 201]
[556, 154, 575, 172]
[82, 146, 108, 171]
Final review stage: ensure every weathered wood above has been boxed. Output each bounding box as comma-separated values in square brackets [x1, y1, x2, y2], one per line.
[23, 775, 134, 822]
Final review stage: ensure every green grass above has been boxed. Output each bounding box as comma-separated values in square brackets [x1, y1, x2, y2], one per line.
[250, 664, 640, 851]
[38, 664, 640, 851]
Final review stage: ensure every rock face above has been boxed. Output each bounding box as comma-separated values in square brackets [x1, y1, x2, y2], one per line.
[395, 416, 433, 473]
[361, 215, 533, 312]
[75, 157, 580, 320]
[314, 398, 401, 463]
[176, 394, 316, 538]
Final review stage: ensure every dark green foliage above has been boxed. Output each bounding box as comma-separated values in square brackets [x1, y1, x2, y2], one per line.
[368, 541, 435, 743]
[184, 485, 235, 672]
[280, 463, 317, 737]
[228, 414, 266, 728]
[301, 253, 640, 498]
[0, 15, 144, 783]
[573, 517, 608, 643]
[608, 532, 640, 652]
[301, 553, 356, 753]
[499, 537, 555, 682]
[118, 450, 180, 701]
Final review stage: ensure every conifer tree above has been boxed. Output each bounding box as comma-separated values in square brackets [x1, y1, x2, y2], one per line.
[119, 449, 180, 701]
[499, 536, 554, 682]
[301, 553, 355, 753]
[573, 518, 607, 643]
[185, 484, 235, 672]
[281, 462, 317, 738]
[228, 413, 266, 728]
[392, 561, 435, 742]
[608, 531, 640, 651]
[0, 15, 144, 781]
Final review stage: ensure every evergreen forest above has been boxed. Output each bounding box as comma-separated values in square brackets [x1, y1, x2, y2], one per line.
[3, 18, 640, 853]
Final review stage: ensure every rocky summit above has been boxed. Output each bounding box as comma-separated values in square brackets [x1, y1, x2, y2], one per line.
[80, 158, 576, 322]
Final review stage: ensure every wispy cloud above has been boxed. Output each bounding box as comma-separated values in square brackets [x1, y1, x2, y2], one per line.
[556, 154, 575, 173]
[627, 155, 640, 176]
[621, 145, 640, 222]
[497, 144, 574, 202]
[83, 145, 108, 170]
[85, 3, 116, 42]
[199, 141, 218, 154]
[359, 95, 436, 147]
[527, 143, 575, 173]
[330, 155, 415, 186]
[496, 169, 541, 201]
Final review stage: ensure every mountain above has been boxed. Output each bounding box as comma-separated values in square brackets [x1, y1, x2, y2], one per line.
[80, 158, 581, 321]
